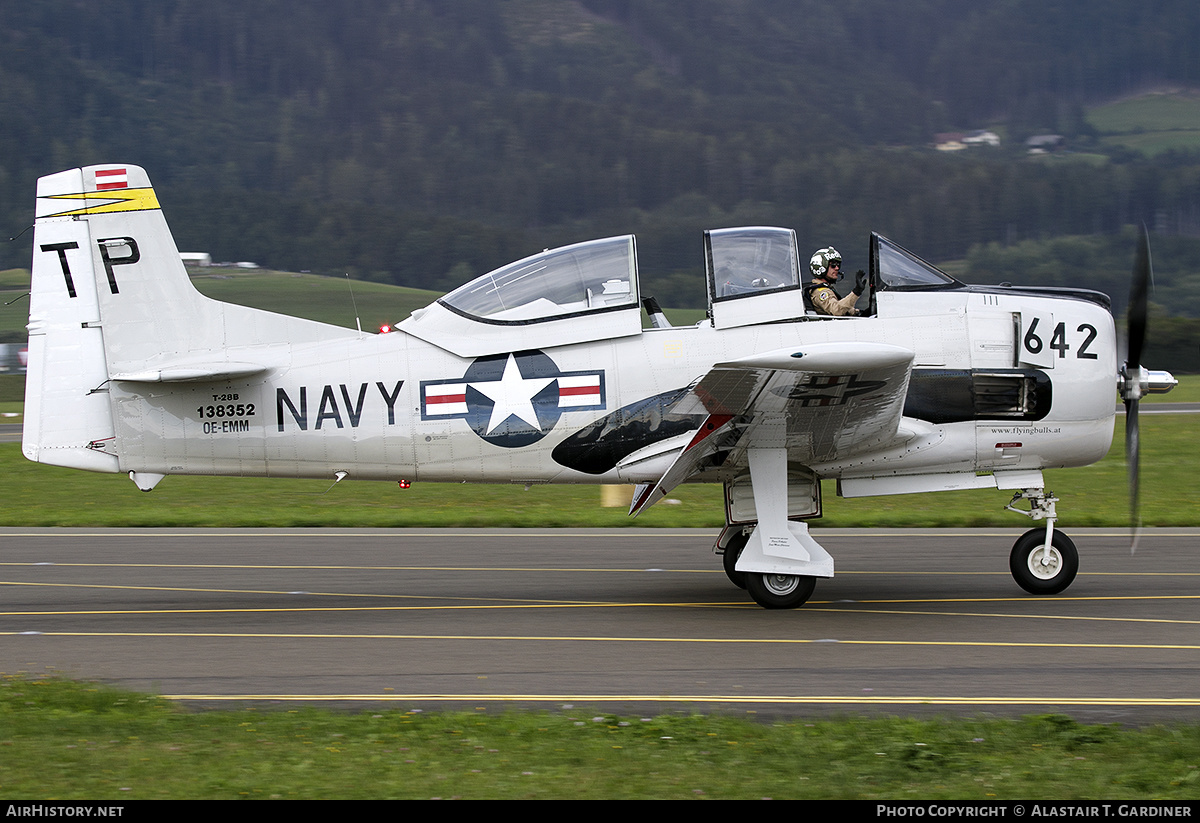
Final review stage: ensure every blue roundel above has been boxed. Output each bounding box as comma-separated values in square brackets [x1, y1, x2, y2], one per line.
[419, 350, 606, 449]
[463, 351, 562, 447]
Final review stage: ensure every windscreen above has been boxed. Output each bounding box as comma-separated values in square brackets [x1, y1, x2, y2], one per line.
[873, 234, 960, 290]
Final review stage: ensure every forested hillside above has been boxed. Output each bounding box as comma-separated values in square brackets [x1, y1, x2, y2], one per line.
[2, 0, 1199, 334]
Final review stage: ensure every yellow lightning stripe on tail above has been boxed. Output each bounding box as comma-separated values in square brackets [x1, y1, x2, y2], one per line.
[38, 186, 161, 218]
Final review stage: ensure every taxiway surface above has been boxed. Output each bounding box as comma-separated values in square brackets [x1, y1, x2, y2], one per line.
[3, 527, 1199, 719]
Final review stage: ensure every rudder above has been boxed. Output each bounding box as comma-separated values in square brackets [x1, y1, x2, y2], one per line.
[22, 166, 135, 471]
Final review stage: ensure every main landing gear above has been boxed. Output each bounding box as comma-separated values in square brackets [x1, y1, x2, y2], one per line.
[717, 526, 820, 609]
[1004, 488, 1079, 595]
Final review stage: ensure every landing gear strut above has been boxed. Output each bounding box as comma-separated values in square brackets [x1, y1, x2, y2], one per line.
[1004, 488, 1079, 595]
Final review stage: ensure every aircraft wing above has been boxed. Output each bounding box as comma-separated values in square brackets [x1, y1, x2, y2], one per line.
[629, 342, 914, 515]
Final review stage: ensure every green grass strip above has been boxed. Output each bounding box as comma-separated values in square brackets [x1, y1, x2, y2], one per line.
[2, 411, 1197, 527]
[2, 675, 1200, 799]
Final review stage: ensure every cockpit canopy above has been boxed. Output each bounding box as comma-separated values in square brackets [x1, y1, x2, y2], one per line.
[706, 226, 802, 301]
[399, 235, 643, 357]
[439, 235, 638, 323]
[399, 226, 967, 356]
[705, 227, 807, 329]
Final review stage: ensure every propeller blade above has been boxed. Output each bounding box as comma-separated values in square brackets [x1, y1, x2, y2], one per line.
[1127, 226, 1151, 371]
[1122, 227, 1152, 552]
[1125, 397, 1140, 552]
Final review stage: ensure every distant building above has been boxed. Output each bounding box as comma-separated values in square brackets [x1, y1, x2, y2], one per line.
[935, 130, 1000, 151]
[1026, 134, 1064, 154]
[935, 132, 966, 151]
[962, 130, 1000, 147]
[180, 252, 211, 267]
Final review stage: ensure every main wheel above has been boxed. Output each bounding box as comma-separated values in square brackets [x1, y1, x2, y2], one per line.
[1009, 528, 1079, 595]
[722, 530, 750, 589]
[746, 572, 817, 609]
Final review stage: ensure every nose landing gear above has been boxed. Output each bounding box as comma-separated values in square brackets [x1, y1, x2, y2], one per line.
[1005, 489, 1079, 595]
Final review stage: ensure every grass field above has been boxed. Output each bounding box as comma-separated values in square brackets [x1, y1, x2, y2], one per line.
[1087, 91, 1200, 156]
[191, 269, 441, 333]
[2, 675, 1199, 800]
[0, 265, 707, 342]
[2, 375, 1196, 529]
[0, 266, 444, 342]
[1, 408, 1195, 528]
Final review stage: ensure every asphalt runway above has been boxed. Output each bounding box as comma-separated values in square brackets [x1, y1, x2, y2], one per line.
[3, 526, 1199, 720]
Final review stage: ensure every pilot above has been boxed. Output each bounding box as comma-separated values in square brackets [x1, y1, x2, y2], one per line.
[805, 247, 866, 316]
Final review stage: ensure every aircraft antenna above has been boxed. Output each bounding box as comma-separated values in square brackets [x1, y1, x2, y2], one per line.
[5, 224, 33, 243]
[296, 471, 349, 496]
[345, 272, 363, 336]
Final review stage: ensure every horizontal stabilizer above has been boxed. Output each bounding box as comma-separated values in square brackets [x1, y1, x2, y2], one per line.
[110, 361, 269, 383]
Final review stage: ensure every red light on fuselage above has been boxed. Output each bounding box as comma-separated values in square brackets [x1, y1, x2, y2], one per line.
[379, 324, 392, 334]
[397, 479, 411, 489]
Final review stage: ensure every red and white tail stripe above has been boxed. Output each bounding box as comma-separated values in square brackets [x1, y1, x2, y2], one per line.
[94, 168, 129, 191]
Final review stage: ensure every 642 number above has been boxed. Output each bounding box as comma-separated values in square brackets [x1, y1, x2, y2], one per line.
[1023, 319, 1098, 360]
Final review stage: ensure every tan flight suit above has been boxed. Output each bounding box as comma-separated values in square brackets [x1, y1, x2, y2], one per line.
[807, 282, 861, 316]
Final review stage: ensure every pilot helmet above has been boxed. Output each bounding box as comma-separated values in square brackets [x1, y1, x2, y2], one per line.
[810, 247, 842, 279]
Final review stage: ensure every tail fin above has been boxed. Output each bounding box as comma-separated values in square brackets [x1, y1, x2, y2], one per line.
[23, 164, 351, 471]
[23, 166, 129, 471]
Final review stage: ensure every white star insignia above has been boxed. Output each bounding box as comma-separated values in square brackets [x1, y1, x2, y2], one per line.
[469, 354, 554, 434]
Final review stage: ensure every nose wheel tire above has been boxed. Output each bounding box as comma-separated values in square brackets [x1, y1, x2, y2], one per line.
[1009, 529, 1078, 595]
[746, 572, 816, 609]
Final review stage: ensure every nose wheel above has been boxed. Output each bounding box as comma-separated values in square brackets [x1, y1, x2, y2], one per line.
[1009, 528, 1078, 595]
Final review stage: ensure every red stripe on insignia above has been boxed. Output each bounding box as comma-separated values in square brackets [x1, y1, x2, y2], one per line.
[427, 393, 466, 405]
[559, 385, 599, 397]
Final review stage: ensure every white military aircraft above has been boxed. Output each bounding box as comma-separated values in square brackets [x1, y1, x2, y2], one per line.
[23, 164, 1176, 608]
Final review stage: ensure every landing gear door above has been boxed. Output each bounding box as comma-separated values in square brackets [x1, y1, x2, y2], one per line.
[724, 468, 821, 525]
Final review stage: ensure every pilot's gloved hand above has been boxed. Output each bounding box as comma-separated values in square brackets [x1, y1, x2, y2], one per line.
[853, 269, 868, 296]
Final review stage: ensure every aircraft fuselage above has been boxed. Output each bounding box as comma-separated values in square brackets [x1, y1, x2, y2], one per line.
[108, 288, 1117, 487]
